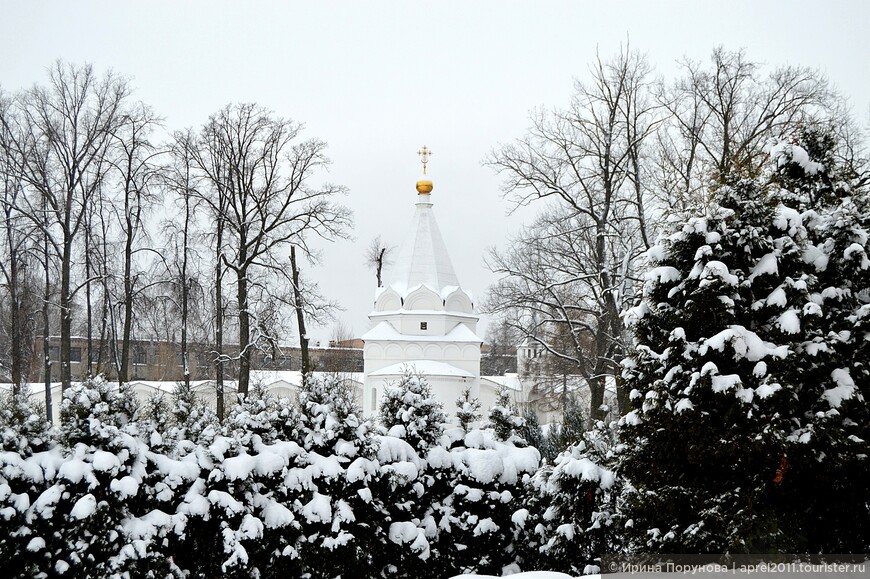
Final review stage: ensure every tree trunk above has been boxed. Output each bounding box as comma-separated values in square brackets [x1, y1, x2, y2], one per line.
[60, 229, 72, 391]
[97, 208, 111, 377]
[376, 247, 385, 287]
[236, 262, 250, 397]
[589, 375, 606, 422]
[5, 208, 22, 392]
[84, 214, 93, 377]
[290, 246, 310, 377]
[119, 197, 135, 385]
[214, 220, 225, 419]
[42, 198, 52, 421]
[180, 190, 191, 391]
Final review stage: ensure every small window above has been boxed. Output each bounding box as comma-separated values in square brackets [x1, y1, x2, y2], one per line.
[133, 348, 147, 365]
[48, 346, 60, 361]
[420, 322, 428, 330]
[70, 347, 82, 363]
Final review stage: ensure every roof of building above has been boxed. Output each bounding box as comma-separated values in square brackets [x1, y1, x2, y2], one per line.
[386, 188, 460, 296]
[361, 320, 482, 343]
[368, 360, 476, 378]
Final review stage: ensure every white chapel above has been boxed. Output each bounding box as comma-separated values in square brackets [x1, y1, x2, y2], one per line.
[360, 153, 508, 416]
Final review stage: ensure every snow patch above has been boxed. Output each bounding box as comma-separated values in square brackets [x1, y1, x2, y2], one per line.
[823, 369, 856, 408]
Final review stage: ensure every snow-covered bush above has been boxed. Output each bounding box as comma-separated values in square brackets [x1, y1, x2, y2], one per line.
[513, 423, 620, 575]
[427, 425, 540, 576]
[487, 384, 526, 444]
[295, 374, 383, 578]
[380, 368, 447, 452]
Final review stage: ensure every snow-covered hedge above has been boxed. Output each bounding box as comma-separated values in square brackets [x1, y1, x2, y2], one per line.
[0, 374, 566, 578]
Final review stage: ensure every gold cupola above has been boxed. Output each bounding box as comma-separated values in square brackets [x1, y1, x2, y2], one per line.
[416, 179, 433, 194]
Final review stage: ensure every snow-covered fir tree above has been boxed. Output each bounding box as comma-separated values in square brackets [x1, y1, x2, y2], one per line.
[295, 374, 383, 578]
[544, 394, 586, 456]
[486, 384, 526, 444]
[46, 378, 172, 577]
[170, 380, 220, 447]
[619, 133, 869, 553]
[512, 423, 620, 575]
[138, 392, 173, 454]
[379, 368, 447, 452]
[173, 387, 308, 578]
[424, 402, 540, 576]
[763, 130, 870, 551]
[0, 386, 55, 577]
[455, 386, 481, 431]
[375, 369, 445, 576]
[517, 406, 550, 461]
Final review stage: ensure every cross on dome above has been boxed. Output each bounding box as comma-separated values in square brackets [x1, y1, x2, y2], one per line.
[417, 145, 433, 175]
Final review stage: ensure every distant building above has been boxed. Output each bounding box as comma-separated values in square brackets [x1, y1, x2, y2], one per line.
[361, 170, 519, 417]
[29, 336, 363, 383]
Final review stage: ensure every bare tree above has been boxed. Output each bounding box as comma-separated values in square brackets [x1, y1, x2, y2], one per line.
[653, 47, 831, 209]
[485, 48, 655, 419]
[480, 317, 519, 376]
[6, 62, 129, 391]
[365, 235, 393, 287]
[106, 102, 163, 384]
[190, 103, 351, 396]
[290, 245, 342, 377]
[163, 128, 201, 390]
[0, 91, 36, 391]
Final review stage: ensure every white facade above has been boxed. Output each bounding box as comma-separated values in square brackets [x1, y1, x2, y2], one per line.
[362, 179, 496, 417]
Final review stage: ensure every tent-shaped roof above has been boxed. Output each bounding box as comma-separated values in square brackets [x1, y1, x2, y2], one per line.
[387, 190, 459, 296]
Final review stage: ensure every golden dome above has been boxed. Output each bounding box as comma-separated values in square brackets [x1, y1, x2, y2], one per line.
[416, 179, 433, 194]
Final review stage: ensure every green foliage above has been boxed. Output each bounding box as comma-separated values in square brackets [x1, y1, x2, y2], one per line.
[0, 385, 51, 454]
[379, 368, 446, 451]
[544, 394, 586, 456]
[619, 133, 870, 553]
[296, 374, 383, 578]
[454, 386, 481, 430]
[513, 424, 621, 574]
[170, 380, 219, 446]
[517, 406, 549, 458]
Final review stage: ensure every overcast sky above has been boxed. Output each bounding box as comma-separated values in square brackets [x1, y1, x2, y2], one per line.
[3, 1, 868, 343]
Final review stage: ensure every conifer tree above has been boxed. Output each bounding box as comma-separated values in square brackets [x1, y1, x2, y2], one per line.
[487, 384, 526, 443]
[0, 387, 54, 577]
[513, 424, 620, 575]
[379, 368, 446, 452]
[619, 133, 870, 552]
[455, 386, 481, 431]
[517, 406, 548, 459]
[376, 369, 445, 576]
[545, 394, 586, 454]
[170, 379, 219, 447]
[619, 176, 814, 552]
[139, 391, 173, 453]
[763, 132, 870, 551]
[295, 374, 383, 578]
[45, 378, 172, 577]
